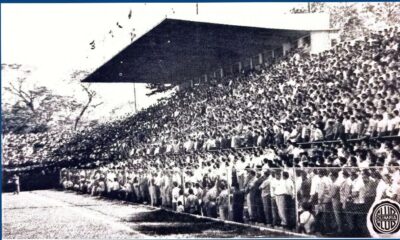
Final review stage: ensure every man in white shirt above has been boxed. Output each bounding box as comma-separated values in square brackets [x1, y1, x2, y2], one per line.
[392, 110, 400, 135]
[380, 170, 399, 201]
[377, 114, 388, 136]
[330, 171, 343, 233]
[259, 170, 272, 226]
[343, 115, 352, 139]
[349, 117, 360, 139]
[316, 169, 333, 234]
[244, 170, 258, 222]
[183, 137, 194, 152]
[366, 114, 378, 136]
[311, 125, 324, 142]
[275, 171, 293, 229]
[386, 113, 396, 135]
[172, 182, 180, 211]
[291, 143, 304, 159]
[352, 171, 370, 236]
[270, 171, 282, 227]
[309, 169, 321, 203]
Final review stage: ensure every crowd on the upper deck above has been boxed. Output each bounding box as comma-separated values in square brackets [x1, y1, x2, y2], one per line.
[3, 26, 400, 168]
[2, 131, 71, 167]
[52, 26, 400, 164]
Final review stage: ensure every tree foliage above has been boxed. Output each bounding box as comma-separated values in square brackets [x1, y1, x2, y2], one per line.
[289, 2, 400, 41]
[2, 66, 103, 134]
[68, 70, 103, 130]
[362, 2, 400, 27]
[329, 3, 369, 41]
[2, 79, 79, 134]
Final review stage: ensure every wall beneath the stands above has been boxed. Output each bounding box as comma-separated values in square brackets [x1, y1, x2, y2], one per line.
[311, 30, 338, 54]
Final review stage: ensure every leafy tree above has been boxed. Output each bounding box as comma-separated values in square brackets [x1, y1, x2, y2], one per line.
[2, 65, 102, 134]
[68, 70, 103, 130]
[289, 3, 373, 41]
[328, 3, 369, 41]
[2, 78, 80, 134]
[362, 2, 400, 27]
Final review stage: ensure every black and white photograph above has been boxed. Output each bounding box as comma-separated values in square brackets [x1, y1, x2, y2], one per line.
[2, 2, 400, 239]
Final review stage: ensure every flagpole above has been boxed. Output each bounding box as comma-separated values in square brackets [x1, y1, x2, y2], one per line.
[133, 83, 137, 113]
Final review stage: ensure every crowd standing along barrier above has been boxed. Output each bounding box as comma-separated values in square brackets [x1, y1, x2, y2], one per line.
[60, 164, 400, 237]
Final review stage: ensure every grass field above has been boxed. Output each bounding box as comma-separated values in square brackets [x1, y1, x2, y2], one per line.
[2, 190, 302, 239]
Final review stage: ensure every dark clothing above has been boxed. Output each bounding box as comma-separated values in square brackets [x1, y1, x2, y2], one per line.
[325, 126, 335, 140]
[262, 195, 272, 225]
[231, 189, 245, 223]
[271, 196, 281, 227]
[12, 176, 20, 194]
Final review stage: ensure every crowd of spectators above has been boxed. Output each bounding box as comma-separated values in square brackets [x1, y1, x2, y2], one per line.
[3, 27, 400, 169]
[2, 131, 71, 167]
[54, 26, 400, 164]
[4, 25, 400, 237]
[60, 26, 400, 237]
[62, 139, 400, 236]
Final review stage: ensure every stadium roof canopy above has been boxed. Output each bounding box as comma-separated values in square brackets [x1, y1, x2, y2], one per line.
[83, 14, 329, 84]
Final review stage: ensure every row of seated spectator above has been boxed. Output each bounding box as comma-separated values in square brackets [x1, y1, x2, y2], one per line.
[54, 26, 400, 164]
[3, 27, 400, 168]
[2, 131, 72, 167]
[61, 139, 400, 237]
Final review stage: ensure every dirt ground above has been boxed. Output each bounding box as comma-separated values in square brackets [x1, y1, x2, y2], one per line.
[2, 190, 300, 239]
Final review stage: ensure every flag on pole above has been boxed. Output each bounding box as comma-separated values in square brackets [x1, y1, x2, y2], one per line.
[89, 40, 95, 50]
[128, 9, 132, 19]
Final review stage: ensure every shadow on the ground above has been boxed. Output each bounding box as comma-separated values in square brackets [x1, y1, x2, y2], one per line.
[124, 208, 293, 237]
[64, 190, 299, 238]
[125, 209, 210, 223]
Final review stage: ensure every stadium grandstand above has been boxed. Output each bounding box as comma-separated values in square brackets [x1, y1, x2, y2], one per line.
[3, 12, 400, 237]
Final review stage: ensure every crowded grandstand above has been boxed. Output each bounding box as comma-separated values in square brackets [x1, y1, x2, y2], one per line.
[3, 11, 400, 238]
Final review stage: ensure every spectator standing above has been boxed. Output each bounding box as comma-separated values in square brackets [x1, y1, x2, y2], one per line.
[217, 183, 229, 220]
[230, 167, 245, 223]
[244, 170, 258, 222]
[185, 188, 200, 214]
[330, 171, 343, 233]
[259, 170, 272, 226]
[12, 174, 20, 195]
[316, 169, 333, 234]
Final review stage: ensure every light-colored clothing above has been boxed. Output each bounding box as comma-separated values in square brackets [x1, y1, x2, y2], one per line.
[299, 211, 315, 234]
[317, 176, 333, 203]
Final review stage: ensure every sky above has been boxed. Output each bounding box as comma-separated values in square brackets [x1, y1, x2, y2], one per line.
[1, 3, 305, 121]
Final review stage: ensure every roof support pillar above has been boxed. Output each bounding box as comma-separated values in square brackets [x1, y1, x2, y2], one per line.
[258, 53, 263, 64]
[282, 42, 292, 56]
[298, 37, 304, 48]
